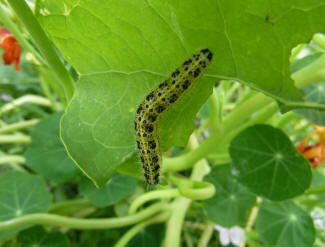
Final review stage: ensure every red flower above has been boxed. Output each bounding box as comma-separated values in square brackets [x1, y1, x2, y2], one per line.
[0, 28, 21, 71]
[297, 125, 325, 169]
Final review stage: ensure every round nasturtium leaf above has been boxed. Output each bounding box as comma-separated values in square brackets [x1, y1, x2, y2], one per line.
[79, 173, 137, 208]
[0, 171, 52, 238]
[229, 124, 312, 201]
[256, 201, 315, 247]
[25, 112, 81, 183]
[0, 171, 52, 220]
[203, 165, 256, 227]
[294, 82, 325, 126]
[17, 226, 69, 247]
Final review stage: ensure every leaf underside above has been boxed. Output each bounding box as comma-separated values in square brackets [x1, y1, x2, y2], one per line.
[37, 0, 325, 186]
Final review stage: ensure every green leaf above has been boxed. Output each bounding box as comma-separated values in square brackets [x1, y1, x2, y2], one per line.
[0, 171, 52, 220]
[115, 154, 143, 180]
[17, 226, 69, 247]
[203, 165, 256, 227]
[0, 171, 52, 237]
[229, 124, 312, 201]
[37, 0, 325, 186]
[25, 112, 81, 183]
[294, 82, 325, 126]
[70, 230, 120, 247]
[78, 173, 137, 208]
[256, 200, 315, 247]
[127, 224, 165, 247]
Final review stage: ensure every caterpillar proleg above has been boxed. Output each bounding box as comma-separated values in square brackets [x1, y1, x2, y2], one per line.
[135, 48, 213, 184]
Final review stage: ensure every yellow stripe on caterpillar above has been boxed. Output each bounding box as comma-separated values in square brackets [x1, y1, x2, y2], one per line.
[135, 48, 213, 185]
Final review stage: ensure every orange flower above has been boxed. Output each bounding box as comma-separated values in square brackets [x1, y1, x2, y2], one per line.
[0, 28, 21, 71]
[297, 126, 325, 169]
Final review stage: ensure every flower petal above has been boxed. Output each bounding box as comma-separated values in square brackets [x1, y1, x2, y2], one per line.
[219, 228, 231, 246]
[230, 226, 246, 245]
[0, 35, 21, 71]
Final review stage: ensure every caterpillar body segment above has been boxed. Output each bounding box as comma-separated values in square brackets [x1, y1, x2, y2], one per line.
[135, 48, 213, 184]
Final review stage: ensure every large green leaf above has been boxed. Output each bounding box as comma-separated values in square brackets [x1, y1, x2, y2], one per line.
[25, 112, 81, 183]
[36, 0, 325, 186]
[17, 226, 70, 247]
[256, 201, 315, 247]
[203, 165, 256, 227]
[229, 124, 311, 201]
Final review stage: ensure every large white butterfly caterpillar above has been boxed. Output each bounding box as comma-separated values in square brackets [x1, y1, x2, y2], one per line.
[135, 48, 213, 184]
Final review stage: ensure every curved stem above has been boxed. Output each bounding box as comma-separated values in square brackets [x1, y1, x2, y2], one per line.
[197, 221, 214, 247]
[7, 0, 75, 104]
[0, 119, 39, 134]
[129, 189, 180, 215]
[178, 180, 215, 200]
[115, 213, 169, 247]
[0, 95, 52, 116]
[0, 202, 167, 231]
[164, 135, 211, 247]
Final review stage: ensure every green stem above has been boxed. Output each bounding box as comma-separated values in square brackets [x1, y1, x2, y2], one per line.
[39, 72, 60, 111]
[313, 33, 325, 51]
[165, 197, 191, 247]
[38, 66, 66, 109]
[285, 101, 325, 110]
[49, 198, 94, 216]
[0, 134, 30, 143]
[164, 135, 211, 247]
[305, 184, 325, 195]
[292, 53, 325, 88]
[0, 3, 46, 65]
[0, 95, 52, 116]
[6, 0, 75, 104]
[271, 111, 297, 128]
[206, 153, 230, 164]
[0, 202, 167, 231]
[208, 88, 221, 128]
[0, 155, 25, 164]
[184, 231, 194, 247]
[129, 189, 180, 215]
[224, 81, 240, 103]
[115, 213, 169, 247]
[178, 180, 215, 200]
[197, 221, 214, 247]
[0, 119, 39, 134]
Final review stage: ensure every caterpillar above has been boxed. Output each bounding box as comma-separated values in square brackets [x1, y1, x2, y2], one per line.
[135, 48, 213, 185]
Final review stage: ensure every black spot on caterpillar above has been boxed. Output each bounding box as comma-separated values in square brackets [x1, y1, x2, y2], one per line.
[135, 48, 213, 184]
